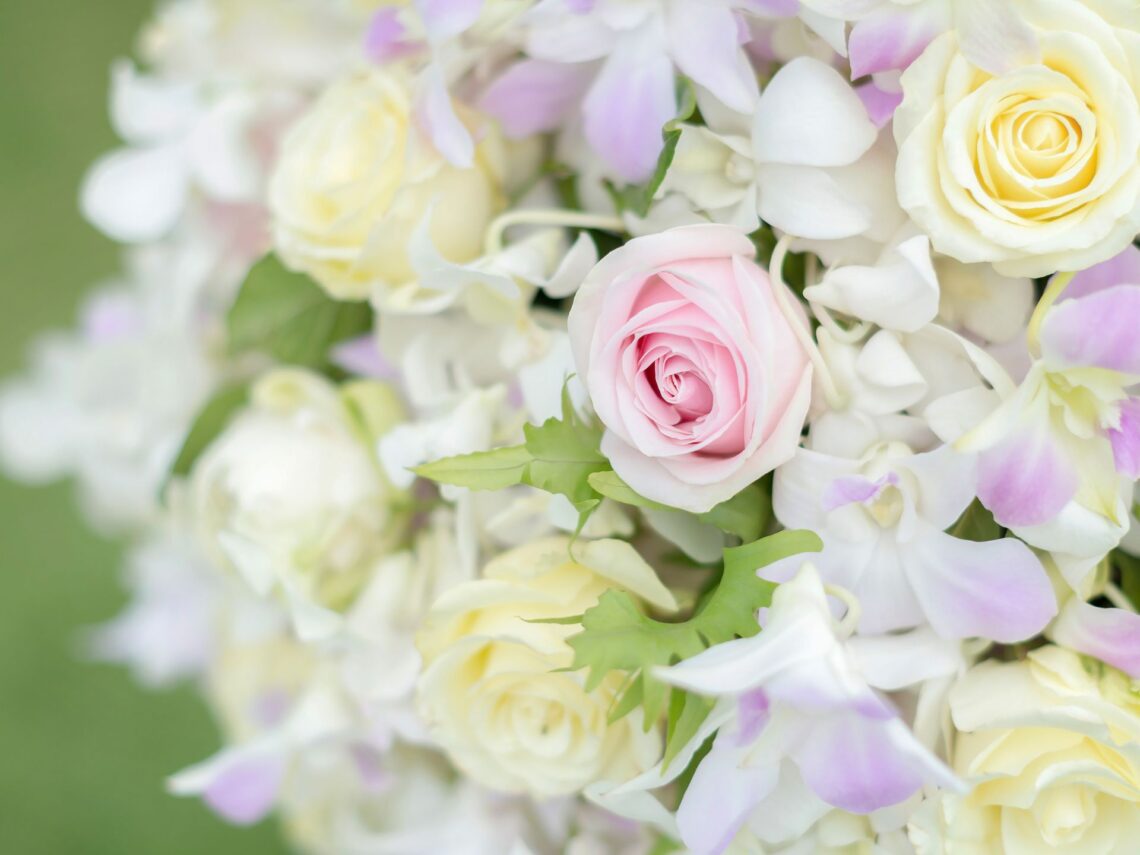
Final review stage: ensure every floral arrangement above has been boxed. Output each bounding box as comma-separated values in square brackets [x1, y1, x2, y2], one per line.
[4, 0, 1140, 852]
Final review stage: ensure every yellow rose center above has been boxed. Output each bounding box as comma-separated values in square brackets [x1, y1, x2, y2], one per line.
[1032, 785, 1098, 846]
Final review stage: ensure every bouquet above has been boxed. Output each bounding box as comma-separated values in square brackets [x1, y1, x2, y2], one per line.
[4, 0, 1140, 852]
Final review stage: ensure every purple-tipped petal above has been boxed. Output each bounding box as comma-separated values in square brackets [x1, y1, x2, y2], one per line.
[677, 741, 779, 855]
[855, 82, 903, 128]
[1109, 398, 1140, 479]
[907, 529, 1056, 642]
[977, 424, 1077, 528]
[1060, 245, 1140, 301]
[364, 8, 420, 61]
[820, 472, 898, 512]
[583, 42, 676, 181]
[203, 754, 285, 825]
[479, 59, 591, 138]
[795, 715, 933, 813]
[1040, 285, 1140, 375]
[848, 10, 942, 78]
[1052, 599, 1140, 678]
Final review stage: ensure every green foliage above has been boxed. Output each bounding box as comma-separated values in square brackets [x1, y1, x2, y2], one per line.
[226, 254, 372, 370]
[604, 79, 698, 218]
[166, 383, 249, 483]
[414, 388, 608, 519]
[588, 470, 771, 542]
[949, 499, 1005, 542]
[565, 529, 822, 765]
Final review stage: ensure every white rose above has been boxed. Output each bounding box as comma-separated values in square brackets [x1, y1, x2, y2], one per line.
[910, 645, 1140, 854]
[189, 369, 407, 638]
[894, 1, 1140, 276]
[415, 537, 677, 797]
[268, 67, 507, 299]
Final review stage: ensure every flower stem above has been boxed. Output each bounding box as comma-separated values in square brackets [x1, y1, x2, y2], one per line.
[1026, 271, 1074, 357]
[484, 209, 626, 256]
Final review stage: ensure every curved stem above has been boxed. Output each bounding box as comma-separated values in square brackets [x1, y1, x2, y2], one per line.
[811, 301, 872, 345]
[1026, 271, 1074, 357]
[484, 209, 626, 256]
[770, 236, 847, 410]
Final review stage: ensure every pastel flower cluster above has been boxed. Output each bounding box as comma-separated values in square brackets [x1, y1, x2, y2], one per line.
[4, 0, 1140, 852]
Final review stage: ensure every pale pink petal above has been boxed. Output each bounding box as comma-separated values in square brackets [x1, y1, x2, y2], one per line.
[1040, 286, 1140, 375]
[1061, 245, 1140, 301]
[480, 59, 592, 138]
[1052, 599, 1140, 678]
[1109, 398, 1140, 479]
[583, 41, 676, 181]
[203, 754, 285, 825]
[906, 528, 1056, 642]
[667, 2, 756, 113]
[977, 423, 1077, 528]
[365, 8, 421, 60]
[855, 82, 903, 128]
[848, 11, 942, 78]
[821, 473, 898, 512]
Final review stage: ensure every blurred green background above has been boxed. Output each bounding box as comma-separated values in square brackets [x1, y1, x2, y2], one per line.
[0, 3, 284, 851]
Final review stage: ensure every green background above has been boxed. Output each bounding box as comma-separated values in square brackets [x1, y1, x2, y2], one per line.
[0, 2, 284, 851]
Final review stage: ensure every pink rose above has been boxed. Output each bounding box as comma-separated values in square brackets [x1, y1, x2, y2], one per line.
[568, 224, 812, 513]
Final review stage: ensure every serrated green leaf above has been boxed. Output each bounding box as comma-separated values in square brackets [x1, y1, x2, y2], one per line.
[949, 499, 1004, 542]
[565, 529, 822, 765]
[166, 383, 250, 483]
[226, 254, 372, 369]
[521, 390, 607, 507]
[413, 445, 533, 491]
[588, 470, 672, 511]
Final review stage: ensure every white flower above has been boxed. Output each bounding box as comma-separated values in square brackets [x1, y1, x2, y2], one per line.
[189, 369, 407, 639]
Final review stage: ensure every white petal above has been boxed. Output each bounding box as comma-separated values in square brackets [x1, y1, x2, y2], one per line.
[753, 57, 876, 167]
[80, 145, 189, 243]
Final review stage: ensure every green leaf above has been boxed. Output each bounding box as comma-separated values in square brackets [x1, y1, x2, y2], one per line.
[226, 254, 372, 369]
[412, 445, 533, 491]
[698, 482, 771, 542]
[521, 388, 608, 507]
[949, 499, 1004, 542]
[565, 529, 822, 764]
[589, 470, 771, 541]
[166, 383, 250, 482]
[604, 78, 698, 218]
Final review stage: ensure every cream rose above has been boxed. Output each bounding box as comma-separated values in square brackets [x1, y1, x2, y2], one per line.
[269, 67, 507, 299]
[910, 645, 1140, 854]
[414, 537, 676, 797]
[894, 2, 1140, 277]
[189, 369, 407, 638]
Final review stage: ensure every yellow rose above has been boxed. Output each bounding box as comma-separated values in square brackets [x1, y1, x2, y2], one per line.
[910, 646, 1140, 854]
[894, 1, 1140, 277]
[268, 67, 507, 299]
[415, 537, 676, 798]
